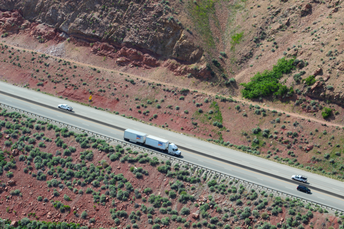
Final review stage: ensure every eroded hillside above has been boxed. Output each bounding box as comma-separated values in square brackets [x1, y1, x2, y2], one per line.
[1, 0, 344, 104]
[1, 0, 204, 63]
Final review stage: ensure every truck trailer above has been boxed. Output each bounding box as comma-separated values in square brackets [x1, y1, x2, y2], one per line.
[123, 129, 146, 144]
[123, 129, 181, 156]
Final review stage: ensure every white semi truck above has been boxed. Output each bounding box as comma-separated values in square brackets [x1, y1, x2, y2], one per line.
[123, 129, 181, 156]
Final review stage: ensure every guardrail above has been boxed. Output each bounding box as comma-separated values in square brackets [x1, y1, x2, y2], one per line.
[1, 102, 343, 213]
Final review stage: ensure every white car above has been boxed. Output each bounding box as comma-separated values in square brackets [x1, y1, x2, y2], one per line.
[58, 104, 73, 111]
[291, 175, 307, 183]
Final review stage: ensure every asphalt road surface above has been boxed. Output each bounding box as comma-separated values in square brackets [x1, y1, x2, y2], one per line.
[1, 82, 344, 211]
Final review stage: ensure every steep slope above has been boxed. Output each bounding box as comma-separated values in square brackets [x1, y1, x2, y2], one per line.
[0, 0, 203, 63]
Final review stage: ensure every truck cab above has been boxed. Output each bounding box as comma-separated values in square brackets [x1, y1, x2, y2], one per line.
[168, 143, 181, 156]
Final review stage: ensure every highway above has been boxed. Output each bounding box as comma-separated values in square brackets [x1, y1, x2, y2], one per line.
[1, 81, 344, 211]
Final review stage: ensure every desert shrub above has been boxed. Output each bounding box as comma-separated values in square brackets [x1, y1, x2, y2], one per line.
[303, 75, 316, 86]
[152, 224, 160, 229]
[157, 165, 170, 173]
[64, 194, 71, 201]
[86, 187, 93, 194]
[4, 141, 11, 147]
[212, 58, 221, 68]
[160, 208, 167, 214]
[144, 188, 152, 194]
[252, 210, 260, 218]
[10, 189, 21, 195]
[212, 121, 223, 128]
[236, 199, 243, 205]
[289, 209, 295, 215]
[21, 218, 30, 225]
[110, 153, 121, 161]
[100, 194, 106, 203]
[81, 211, 87, 219]
[293, 73, 302, 83]
[210, 217, 219, 224]
[208, 179, 217, 187]
[261, 212, 269, 219]
[125, 182, 133, 191]
[180, 207, 190, 215]
[6, 171, 13, 178]
[169, 190, 176, 198]
[252, 127, 261, 134]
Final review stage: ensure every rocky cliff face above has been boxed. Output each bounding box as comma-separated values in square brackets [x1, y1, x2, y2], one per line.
[0, 0, 203, 63]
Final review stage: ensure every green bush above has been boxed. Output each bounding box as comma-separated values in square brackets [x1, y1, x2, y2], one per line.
[241, 58, 295, 99]
[303, 75, 316, 86]
[231, 32, 244, 48]
[322, 107, 332, 119]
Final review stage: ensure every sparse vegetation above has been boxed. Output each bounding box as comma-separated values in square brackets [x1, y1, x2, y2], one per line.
[0, 107, 341, 228]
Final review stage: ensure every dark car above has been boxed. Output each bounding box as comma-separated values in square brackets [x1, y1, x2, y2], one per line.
[297, 185, 311, 194]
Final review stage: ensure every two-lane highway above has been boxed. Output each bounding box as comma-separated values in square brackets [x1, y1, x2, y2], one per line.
[1, 82, 344, 211]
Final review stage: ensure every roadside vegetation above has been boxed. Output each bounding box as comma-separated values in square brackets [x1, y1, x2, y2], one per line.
[1, 108, 343, 228]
